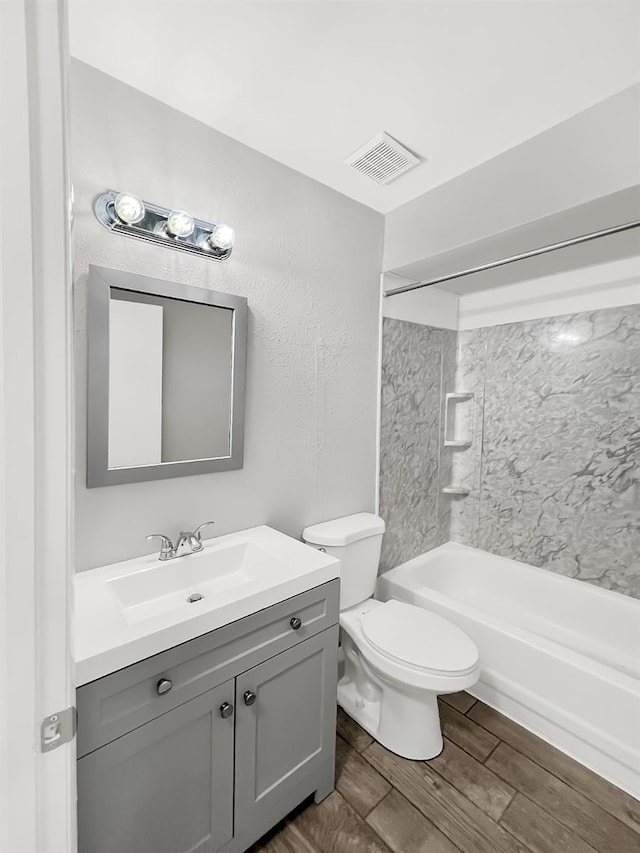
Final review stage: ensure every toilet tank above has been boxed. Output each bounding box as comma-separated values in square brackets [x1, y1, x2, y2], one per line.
[302, 513, 385, 610]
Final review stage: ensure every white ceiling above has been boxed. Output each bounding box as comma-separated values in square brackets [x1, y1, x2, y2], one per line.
[68, 0, 640, 214]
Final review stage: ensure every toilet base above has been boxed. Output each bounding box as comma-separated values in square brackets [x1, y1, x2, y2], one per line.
[337, 677, 444, 760]
[337, 598, 479, 760]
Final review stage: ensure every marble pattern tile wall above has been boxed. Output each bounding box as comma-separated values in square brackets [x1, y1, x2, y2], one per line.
[379, 318, 450, 572]
[475, 304, 640, 599]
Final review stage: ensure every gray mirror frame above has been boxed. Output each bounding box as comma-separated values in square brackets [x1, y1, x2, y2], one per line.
[86, 265, 247, 487]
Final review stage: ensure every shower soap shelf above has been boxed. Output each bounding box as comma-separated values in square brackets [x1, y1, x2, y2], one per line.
[441, 485, 471, 496]
[444, 391, 474, 448]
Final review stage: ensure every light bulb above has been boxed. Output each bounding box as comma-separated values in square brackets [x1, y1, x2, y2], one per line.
[166, 209, 195, 238]
[208, 224, 235, 251]
[114, 192, 145, 225]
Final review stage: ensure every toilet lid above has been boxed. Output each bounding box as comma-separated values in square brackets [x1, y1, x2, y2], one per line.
[361, 601, 479, 675]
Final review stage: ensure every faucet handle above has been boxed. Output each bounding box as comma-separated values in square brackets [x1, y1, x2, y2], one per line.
[194, 521, 215, 543]
[146, 534, 176, 560]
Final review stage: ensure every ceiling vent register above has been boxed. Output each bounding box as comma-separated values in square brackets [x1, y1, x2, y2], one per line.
[345, 132, 420, 185]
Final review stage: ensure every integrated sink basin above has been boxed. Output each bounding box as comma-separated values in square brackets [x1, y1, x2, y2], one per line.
[110, 542, 284, 624]
[75, 525, 340, 685]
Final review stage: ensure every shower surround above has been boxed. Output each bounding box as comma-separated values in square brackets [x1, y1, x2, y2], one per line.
[379, 304, 640, 598]
[378, 320, 455, 571]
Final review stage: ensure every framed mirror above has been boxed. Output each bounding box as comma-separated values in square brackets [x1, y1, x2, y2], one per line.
[87, 265, 247, 487]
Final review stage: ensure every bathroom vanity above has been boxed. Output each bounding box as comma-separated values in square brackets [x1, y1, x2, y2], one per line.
[74, 527, 340, 853]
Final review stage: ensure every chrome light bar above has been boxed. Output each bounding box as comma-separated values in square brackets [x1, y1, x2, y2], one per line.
[94, 190, 235, 261]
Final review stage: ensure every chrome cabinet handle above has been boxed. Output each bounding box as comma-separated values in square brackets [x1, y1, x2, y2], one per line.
[156, 678, 173, 695]
[219, 702, 234, 719]
[243, 690, 256, 706]
[290, 617, 302, 631]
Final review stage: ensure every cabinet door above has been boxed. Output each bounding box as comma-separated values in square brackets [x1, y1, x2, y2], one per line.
[78, 681, 235, 853]
[234, 626, 338, 834]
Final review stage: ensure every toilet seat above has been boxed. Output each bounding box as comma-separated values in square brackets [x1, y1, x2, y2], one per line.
[361, 600, 479, 677]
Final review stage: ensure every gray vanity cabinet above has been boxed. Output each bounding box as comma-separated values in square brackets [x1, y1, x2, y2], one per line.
[234, 627, 339, 840]
[77, 580, 339, 853]
[77, 681, 235, 853]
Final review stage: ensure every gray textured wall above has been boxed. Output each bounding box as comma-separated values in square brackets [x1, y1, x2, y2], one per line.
[379, 305, 640, 598]
[71, 60, 383, 570]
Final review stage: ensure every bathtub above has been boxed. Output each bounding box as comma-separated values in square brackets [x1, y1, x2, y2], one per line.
[377, 541, 640, 797]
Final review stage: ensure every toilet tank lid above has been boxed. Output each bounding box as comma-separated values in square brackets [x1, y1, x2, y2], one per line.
[302, 513, 385, 547]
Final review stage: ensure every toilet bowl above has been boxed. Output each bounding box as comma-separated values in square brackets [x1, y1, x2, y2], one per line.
[338, 597, 479, 758]
[302, 513, 479, 760]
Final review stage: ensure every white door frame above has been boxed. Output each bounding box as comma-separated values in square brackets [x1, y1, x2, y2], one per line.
[0, 1, 76, 851]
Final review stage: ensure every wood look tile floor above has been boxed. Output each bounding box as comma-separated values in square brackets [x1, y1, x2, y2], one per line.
[249, 693, 640, 853]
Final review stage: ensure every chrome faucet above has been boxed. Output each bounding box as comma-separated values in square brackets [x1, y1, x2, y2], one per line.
[175, 530, 202, 554]
[146, 521, 215, 561]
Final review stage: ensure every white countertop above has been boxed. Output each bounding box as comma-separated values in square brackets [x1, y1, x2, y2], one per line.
[74, 525, 340, 686]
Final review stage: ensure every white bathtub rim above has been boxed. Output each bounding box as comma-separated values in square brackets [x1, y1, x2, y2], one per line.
[418, 541, 639, 610]
[379, 546, 640, 684]
[378, 577, 638, 690]
[471, 666, 640, 799]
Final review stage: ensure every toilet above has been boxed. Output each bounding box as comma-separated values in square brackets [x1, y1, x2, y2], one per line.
[302, 512, 479, 760]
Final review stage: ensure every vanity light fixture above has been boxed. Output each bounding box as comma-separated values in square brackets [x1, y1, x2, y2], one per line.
[207, 223, 235, 251]
[94, 190, 235, 261]
[113, 192, 145, 225]
[165, 208, 195, 238]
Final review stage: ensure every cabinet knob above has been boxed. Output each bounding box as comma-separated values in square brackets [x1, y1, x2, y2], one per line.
[219, 702, 234, 719]
[290, 617, 302, 631]
[243, 690, 257, 706]
[156, 678, 173, 695]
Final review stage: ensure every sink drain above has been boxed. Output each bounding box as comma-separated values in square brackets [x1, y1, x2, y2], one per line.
[188, 592, 204, 603]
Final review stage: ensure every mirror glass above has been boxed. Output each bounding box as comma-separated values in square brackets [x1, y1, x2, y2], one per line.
[108, 288, 233, 467]
[87, 266, 247, 487]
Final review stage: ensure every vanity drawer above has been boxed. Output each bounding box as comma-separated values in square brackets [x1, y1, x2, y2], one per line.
[77, 579, 339, 758]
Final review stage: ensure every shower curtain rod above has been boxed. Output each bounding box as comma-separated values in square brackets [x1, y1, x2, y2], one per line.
[383, 219, 640, 297]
